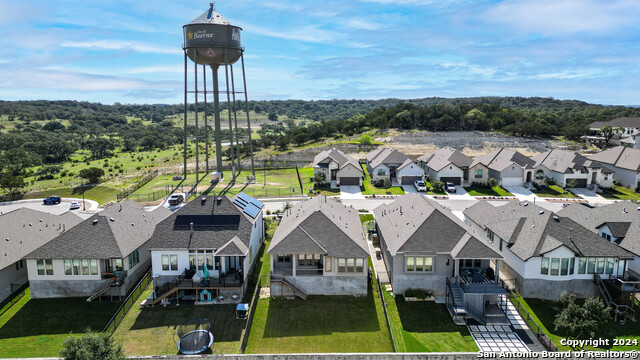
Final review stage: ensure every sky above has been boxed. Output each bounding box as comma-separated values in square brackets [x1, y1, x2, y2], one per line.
[0, 0, 639, 105]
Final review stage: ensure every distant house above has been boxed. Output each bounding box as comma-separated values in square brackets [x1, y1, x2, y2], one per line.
[365, 147, 422, 185]
[531, 149, 614, 188]
[268, 196, 369, 297]
[464, 201, 634, 300]
[0, 208, 82, 302]
[471, 148, 536, 187]
[589, 117, 640, 138]
[313, 148, 364, 187]
[145, 194, 264, 305]
[374, 194, 505, 324]
[620, 130, 640, 149]
[417, 147, 473, 185]
[588, 146, 640, 189]
[25, 201, 170, 299]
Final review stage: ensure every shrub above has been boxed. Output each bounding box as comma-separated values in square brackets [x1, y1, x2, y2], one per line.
[404, 288, 429, 299]
[487, 177, 499, 188]
[545, 176, 556, 186]
[566, 178, 579, 189]
[554, 292, 610, 340]
[431, 180, 444, 193]
[60, 331, 125, 360]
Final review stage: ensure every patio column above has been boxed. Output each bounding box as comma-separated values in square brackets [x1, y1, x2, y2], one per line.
[453, 258, 459, 278]
[271, 255, 275, 274]
[495, 259, 501, 283]
[292, 255, 297, 277]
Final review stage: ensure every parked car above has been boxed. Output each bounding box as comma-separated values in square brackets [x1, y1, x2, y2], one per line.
[43, 196, 62, 205]
[445, 182, 457, 193]
[168, 194, 184, 206]
[413, 180, 427, 192]
[69, 201, 80, 210]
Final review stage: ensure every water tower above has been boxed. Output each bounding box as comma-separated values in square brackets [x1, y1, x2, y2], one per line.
[182, 2, 255, 180]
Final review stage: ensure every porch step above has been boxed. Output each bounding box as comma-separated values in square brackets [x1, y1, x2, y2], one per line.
[86, 279, 114, 302]
[270, 273, 307, 300]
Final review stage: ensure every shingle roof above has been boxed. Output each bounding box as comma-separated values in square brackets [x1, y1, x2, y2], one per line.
[464, 201, 634, 260]
[366, 147, 411, 169]
[588, 146, 640, 172]
[313, 148, 363, 173]
[0, 209, 83, 270]
[268, 196, 369, 257]
[558, 201, 640, 256]
[418, 147, 472, 171]
[373, 194, 500, 259]
[27, 201, 169, 259]
[589, 117, 640, 129]
[471, 148, 536, 171]
[532, 149, 605, 174]
[147, 195, 260, 256]
[397, 158, 417, 171]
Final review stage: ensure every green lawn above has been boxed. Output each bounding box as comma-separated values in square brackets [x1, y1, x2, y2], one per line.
[361, 164, 405, 196]
[425, 180, 447, 195]
[205, 168, 303, 198]
[20, 184, 119, 205]
[383, 292, 478, 352]
[299, 167, 340, 196]
[464, 185, 513, 197]
[360, 214, 374, 224]
[531, 185, 579, 198]
[600, 185, 640, 201]
[0, 289, 120, 358]
[512, 294, 640, 351]
[127, 171, 208, 203]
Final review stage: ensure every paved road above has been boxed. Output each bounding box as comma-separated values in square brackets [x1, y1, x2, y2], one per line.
[0, 198, 99, 219]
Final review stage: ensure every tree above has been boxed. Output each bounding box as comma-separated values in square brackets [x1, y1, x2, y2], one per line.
[89, 138, 115, 159]
[78, 167, 105, 184]
[566, 178, 579, 189]
[0, 174, 26, 194]
[268, 112, 278, 121]
[60, 331, 125, 360]
[599, 125, 615, 144]
[313, 171, 326, 186]
[431, 180, 444, 193]
[359, 134, 372, 145]
[554, 293, 610, 340]
[487, 177, 499, 188]
[277, 136, 290, 151]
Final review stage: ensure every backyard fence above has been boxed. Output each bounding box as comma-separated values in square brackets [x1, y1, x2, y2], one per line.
[103, 266, 153, 337]
[508, 292, 558, 352]
[376, 276, 397, 353]
[0, 282, 29, 318]
[117, 170, 158, 202]
[239, 277, 262, 353]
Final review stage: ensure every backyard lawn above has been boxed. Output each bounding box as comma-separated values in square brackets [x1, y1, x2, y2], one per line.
[382, 291, 478, 352]
[512, 294, 640, 351]
[205, 168, 304, 199]
[464, 185, 513, 197]
[531, 185, 578, 198]
[600, 185, 640, 201]
[0, 289, 120, 358]
[360, 164, 405, 196]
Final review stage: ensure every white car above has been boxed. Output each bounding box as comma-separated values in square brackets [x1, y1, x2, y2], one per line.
[69, 201, 80, 210]
[445, 182, 457, 193]
[413, 180, 427, 192]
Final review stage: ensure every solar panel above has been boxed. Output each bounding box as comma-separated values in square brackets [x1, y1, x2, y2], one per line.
[174, 215, 240, 229]
[249, 198, 264, 209]
[243, 205, 260, 219]
[237, 192, 253, 205]
[233, 198, 248, 209]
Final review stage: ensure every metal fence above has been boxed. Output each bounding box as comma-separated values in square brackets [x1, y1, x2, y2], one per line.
[508, 292, 558, 352]
[0, 283, 29, 318]
[375, 276, 397, 352]
[239, 277, 262, 353]
[103, 267, 153, 336]
[117, 170, 158, 201]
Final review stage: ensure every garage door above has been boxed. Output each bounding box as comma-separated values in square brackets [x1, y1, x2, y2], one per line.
[501, 177, 523, 187]
[570, 178, 588, 188]
[440, 177, 461, 185]
[401, 176, 423, 185]
[340, 177, 360, 186]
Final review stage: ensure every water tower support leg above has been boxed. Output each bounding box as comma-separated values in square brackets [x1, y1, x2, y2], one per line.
[212, 66, 224, 180]
[230, 64, 242, 171]
[194, 52, 199, 182]
[203, 64, 209, 177]
[240, 52, 255, 176]
[183, 51, 188, 180]
[224, 49, 236, 179]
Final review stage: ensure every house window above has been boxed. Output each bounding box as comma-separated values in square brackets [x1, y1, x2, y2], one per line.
[189, 251, 196, 270]
[569, 258, 575, 275]
[561, 258, 569, 276]
[475, 169, 483, 179]
[578, 258, 586, 274]
[587, 258, 596, 274]
[64, 260, 72, 275]
[337, 258, 363, 273]
[73, 259, 81, 275]
[604, 174, 609, 180]
[550, 258, 560, 275]
[325, 256, 332, 272]
[338, 258, 346, 272]
[37, 259, 54, 276]
[406, 256, 433, 272]
[82, 259, 89, 275]
[606, 258, 615, 275]
[487, 230, 494, 245]
[128, 249, 140, 269]
[170, 255, 178, 271]
[356, 258, 364, 273]
[162, 255, 170, 271]
[90, 259, 98, 275]
[298, 254, 321, 267]
[596, 258, 605, 274]
[463, 259, 482, 268]
[377, 168, 386, 176]
[277, 255, 291, 262]
[540, 257, 549, 275]
[535, 170, 544, 180]
[15, 260, 23, 271]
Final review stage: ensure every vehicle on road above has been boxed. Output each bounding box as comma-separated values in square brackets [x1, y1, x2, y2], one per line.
[69, 201, 81, 210]
[43, 196, 62, 205]
[168, 194, 184, 206]
[445, 182, 457, 193]
[414, 180, 427, 192]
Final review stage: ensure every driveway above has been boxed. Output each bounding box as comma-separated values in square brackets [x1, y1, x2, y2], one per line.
[401, 185, 419, 194]
[446, 186, 474, 200]
[504, 186, 537, 202]
[569, 188, 611, 204]
[340, 185, 364, 200]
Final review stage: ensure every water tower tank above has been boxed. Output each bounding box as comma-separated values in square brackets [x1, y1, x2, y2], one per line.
[183, 3, 243, 67]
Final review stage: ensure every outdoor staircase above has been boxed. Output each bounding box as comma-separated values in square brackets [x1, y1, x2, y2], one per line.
[446, 282, 485, 324]
[143, 283, 180, 307]
[271, 273, 307, 300]
[86, 279, 114, 302]
[594, 274, 635, 323]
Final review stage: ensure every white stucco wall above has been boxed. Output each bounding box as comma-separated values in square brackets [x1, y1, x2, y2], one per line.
[609, 166, 640, 188]
[0, 263, 27, 302]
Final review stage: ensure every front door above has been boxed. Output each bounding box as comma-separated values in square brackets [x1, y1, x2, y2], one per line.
[390, 166, 397, 178]
[526, 171, 532, 183]
[331, 169, 338, 181]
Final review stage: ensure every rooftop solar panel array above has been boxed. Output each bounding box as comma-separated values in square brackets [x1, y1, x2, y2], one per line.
[174, 214, 240, 229]
[232, 192, 263, 219]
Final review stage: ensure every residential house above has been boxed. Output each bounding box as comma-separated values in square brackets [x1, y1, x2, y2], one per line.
[145, 194, 264, 305]
[313, 148, 364, 187]
[418, 147, 473, 185]
[463, 201, 635, 300]
[619, 130, 640, 149]
[268, 196, 369, 297]
[25, 201, 170, 299]
[531, 149, 614, 189]
[589, 117, 640, 139]
[365, 147, 423, 185]
[0, 208, 82, 302]
[471, 148, 536, 187]
[588, 146, 640, 189]
[374, 194, 505, 324]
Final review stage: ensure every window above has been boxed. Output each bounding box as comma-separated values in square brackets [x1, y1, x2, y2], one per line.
[325, 256, 332, 272]
[475, 169, 483, 179]
[189, 250, 196, 270]
[15, 260, 23, 271]
[569, 258, 575, 275]
[338, 258, 346, 272]
[37, 259, 54, 276]
[377, 168, 386, 176]
[298, 254, 321, 267]
[578, 258, 586, 274]
[587, 258, 596, 274]
[550, 258, 559, 275]
[541, 257, 549, 275]
[82, 259, 89, 275]
[64, 260, 72, 275]
[128, 249, 140, 269]
[487, 231, 494, 245]
[606, 258, 615, 275]
[406, 257, 414, 272]
[197, 250, 205, 270]
[189, 250, 216, 270]
[406, 256, 433, 272]
[73, 259, 81, 275]
[604, 174, 609, 180]
[114, 259, 123, 272]
[596, 258, 605, 274]
[37, 259, 45, 275]
[45, 259, 53, 275]
[162, 255, 170, 271]
[535, 170, 544, 180]
[90, 259, 98, 275]
[561, 258, 569, 276]
[355, 258, 364, 273]
[337, 258, 363, 273]
[170, 255, 178, 271]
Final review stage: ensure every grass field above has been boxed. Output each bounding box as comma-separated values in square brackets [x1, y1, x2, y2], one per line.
[600, 185, 640, 201]
[0, 289, 120, 358]
[360, 164, 405, 196]
[382, 292, 477, 352]
[360, 214, 374, 224]
[531, 185, 579, 198]
[464, 185, 513, 197]
[511, 294, 640, 351]
[203, 168, 304, 198]
[20, 184, 120, 205]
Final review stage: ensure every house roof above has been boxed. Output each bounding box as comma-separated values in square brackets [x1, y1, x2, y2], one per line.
[417, 147, 472, 171]
[373, 194, 500, 259]
[0, 209, 83, 270]
[558, 201, 640, 256]
[27, 201, 169, 260]
[397, 158, 418, 171]
[471, 148, 536, 172]
[146, 195, 261, 257]
[267, 196, 369, 258]
[464, 201, 634, 261]
[589, 117, 640, 129]
[532, 149, 607, 174]
[588, 146, 640, 172]
[313, 148, 363, 173]
[366, 147, 411, 169]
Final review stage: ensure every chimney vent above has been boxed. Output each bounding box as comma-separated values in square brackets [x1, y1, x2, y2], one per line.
[92, 219, 98, 225]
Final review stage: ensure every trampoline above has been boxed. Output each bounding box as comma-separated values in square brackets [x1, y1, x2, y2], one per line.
[176, 318, 214, 355]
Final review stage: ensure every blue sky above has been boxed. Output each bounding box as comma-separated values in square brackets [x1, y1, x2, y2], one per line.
[0, 0, 639, 105]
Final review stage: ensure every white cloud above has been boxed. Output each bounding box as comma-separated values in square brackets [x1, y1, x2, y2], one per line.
[345, 18, 386, 31]
[242, 24, 341, 44]
[60, 40, 181, 55]
[125, 65, 184, 74]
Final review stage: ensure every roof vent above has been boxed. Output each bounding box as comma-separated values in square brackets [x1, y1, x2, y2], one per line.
[39, 219, 42, 222]
[553, 216, 559, 222]
[92, 219, 98, 225]
[29, 223, 32, 226]
[539, 211, 544, 215]
[110, 218, 115, 222]
[5, 238, 8, 242]
[523, 203, 528, 207]
[131, 223, 135, 226]
[623, 207, 628, 213]
[201, 197, 207, 205]
[119, 205, 123, 212]
[532, 224, 535, 228]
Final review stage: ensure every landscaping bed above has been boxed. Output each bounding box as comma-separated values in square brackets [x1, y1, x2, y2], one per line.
[531, 185, 578, 198]
[464, 185, 513, 197]
[599, 185, 640, 201]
